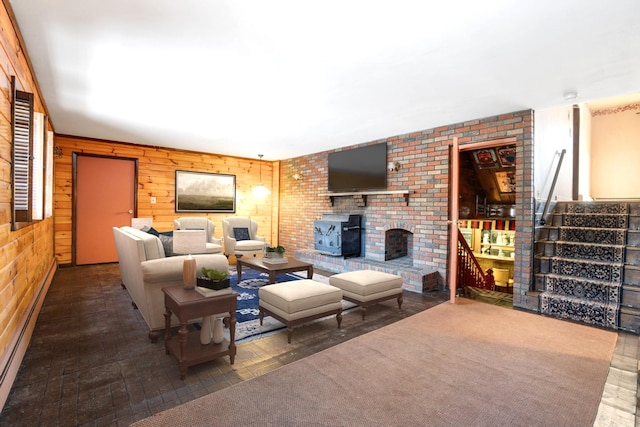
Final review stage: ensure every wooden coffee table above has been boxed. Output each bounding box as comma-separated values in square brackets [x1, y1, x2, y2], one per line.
[236, 257, 314, 284]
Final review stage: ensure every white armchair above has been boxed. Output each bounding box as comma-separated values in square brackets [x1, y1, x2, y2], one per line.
[222, 217, 266, 258]
[174, 217, 222, 254]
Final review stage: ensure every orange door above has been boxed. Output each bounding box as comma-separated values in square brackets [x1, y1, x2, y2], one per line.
[75, 155, 137, 265]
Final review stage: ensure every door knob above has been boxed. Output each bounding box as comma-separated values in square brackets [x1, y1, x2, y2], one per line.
[128, 210, 133, 214]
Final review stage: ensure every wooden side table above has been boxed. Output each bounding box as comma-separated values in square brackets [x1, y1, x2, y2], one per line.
[162, 286, 238, 379]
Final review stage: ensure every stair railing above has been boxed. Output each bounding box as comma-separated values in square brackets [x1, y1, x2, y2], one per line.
[457, 229, 494, 290]
[539, 149, 566, 225]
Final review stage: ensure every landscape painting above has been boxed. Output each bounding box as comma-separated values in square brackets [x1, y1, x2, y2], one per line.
[175, 170, 236, 212]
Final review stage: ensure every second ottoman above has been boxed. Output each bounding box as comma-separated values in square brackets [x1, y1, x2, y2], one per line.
[329, 270, 403, 320]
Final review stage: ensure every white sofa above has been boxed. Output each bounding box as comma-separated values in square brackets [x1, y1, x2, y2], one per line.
[113, 226, 230, 341]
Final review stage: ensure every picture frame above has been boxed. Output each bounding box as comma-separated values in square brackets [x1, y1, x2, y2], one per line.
[495, 170, 516, 193]
[472, 148, 499, 169]
[496, 147, 516, 167]
[175, 170, 236, 213]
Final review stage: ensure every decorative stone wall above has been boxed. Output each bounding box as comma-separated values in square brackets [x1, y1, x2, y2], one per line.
[281, 110, 535, 310]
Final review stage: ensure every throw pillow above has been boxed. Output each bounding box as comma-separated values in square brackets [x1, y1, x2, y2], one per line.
[142, 226, 160, 236]
[233, 227, 250, 241]
[159, 234, 173, 257]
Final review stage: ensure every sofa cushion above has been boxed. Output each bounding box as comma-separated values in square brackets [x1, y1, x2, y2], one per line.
[159, 234, 173, 256]
[233, 227, 250, 241]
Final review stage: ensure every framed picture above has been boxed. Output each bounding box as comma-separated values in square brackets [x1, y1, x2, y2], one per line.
[495, 170, 516, 193]
[175, 170, 236, 213]
[497, 147, 516, 167]
[472, 148, 499, 169]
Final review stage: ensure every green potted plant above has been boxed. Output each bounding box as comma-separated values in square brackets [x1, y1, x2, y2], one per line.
[265, 245, 286, 259]
[198, 267, 230, 290]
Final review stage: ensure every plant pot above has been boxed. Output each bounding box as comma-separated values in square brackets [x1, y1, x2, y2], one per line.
[197, 277, 230, 290]
[265, 252, 284, 259]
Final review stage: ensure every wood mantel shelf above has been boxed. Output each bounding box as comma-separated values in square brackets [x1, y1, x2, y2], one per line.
[318, 190, 412, 206]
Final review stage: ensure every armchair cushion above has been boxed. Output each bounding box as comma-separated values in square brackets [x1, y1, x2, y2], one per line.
[233, 227, 250, 241]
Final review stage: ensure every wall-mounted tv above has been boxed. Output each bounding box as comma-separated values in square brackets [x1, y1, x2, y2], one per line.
[328, 142, 387, 192]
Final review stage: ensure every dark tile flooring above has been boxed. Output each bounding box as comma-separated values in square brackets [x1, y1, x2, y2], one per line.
[0, 263, 450, 426]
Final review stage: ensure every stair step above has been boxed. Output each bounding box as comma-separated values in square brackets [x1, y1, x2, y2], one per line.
[558, 213, 628, 229]
[543, 274, 620, 302]
[625, 247, 640, 266]
[628, 230, 640, 247]
[624, 265, 640, 286]
[549, 258, 623, 283]
[539, 293, 618, 329]
[621, 284, 640, 309]
[619, 305, 640, 333]
[555, 241, 625, 262]
[558, 227, 626, 245]
[565, 202, 629, 215]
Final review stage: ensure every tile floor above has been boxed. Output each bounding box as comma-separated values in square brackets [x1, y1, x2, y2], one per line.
[0, 263, 636, 426]
[0, 263, 449, 426]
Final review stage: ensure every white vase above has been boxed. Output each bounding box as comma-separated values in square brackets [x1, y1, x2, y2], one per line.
[212, 317, 224, 344]
[200, 316, 212, 345]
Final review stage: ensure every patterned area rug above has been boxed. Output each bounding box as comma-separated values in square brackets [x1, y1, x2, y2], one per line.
[220, 268, 354, 343]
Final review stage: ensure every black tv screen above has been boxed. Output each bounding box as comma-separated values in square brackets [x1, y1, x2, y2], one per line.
[328, 143, 387, 192]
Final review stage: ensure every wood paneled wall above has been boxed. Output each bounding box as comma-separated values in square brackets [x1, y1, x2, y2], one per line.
[0, 0, 56, 407]
[53, 136, 278, 265]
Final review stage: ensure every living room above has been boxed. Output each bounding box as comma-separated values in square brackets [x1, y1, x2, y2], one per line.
[2, 1, 640, 424]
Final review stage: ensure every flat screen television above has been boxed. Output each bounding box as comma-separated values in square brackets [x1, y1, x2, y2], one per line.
[328, 142, 387, 192]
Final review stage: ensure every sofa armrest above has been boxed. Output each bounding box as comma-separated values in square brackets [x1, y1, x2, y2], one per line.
[224, 236, 237, 256]
[141, 254, 229, 284]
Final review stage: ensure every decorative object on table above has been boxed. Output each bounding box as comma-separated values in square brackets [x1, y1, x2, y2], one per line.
[198, 267, 231, 290]
[200, 316, 213, 345]
[264, 245, 287, 264]
[198, 316, 226, 345]
[212, 318, 224, 344]
[182, 254, 197, 290]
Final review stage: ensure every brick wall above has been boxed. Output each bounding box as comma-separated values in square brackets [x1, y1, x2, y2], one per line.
[280, 110, 535, 308]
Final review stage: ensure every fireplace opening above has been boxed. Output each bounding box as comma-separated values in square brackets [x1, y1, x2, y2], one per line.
[385, 229, 413, 261]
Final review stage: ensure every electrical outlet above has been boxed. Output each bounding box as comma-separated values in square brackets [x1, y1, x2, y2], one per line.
[150, 196, 156, 204]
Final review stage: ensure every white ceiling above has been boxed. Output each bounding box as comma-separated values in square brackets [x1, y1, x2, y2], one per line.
[9, 0, 640, 161]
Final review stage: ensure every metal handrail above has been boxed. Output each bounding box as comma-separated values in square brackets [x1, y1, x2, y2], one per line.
[539, 149, 566, 225]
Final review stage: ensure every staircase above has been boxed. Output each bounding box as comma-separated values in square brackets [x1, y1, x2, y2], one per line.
[535, 201, 640, 331]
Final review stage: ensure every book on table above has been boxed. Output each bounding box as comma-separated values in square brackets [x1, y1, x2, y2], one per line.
[196, 287, 233, 298]
[263, 257, 289, 265]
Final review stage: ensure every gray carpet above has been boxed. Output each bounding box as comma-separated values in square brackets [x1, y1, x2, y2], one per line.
[132, 298, 617, 427]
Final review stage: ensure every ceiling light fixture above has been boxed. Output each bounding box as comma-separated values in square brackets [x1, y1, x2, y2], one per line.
[253, 154, 271, 198]
[563, 91, 578, 101]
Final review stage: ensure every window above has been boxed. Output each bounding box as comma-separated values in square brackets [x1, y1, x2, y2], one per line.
[11, 76, 35, 229]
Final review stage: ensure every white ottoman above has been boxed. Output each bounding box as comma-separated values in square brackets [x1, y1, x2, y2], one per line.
[259, 280, 343, 343]
[329, 270, 403, 320]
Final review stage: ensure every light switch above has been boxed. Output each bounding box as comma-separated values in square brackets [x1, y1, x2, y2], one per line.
[150, 196, 156, 204]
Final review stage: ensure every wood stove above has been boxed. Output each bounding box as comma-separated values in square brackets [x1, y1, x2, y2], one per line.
[314, 214, 361, 257]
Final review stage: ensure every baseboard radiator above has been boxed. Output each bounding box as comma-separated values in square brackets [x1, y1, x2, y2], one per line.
[0, 258, 57, 410]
